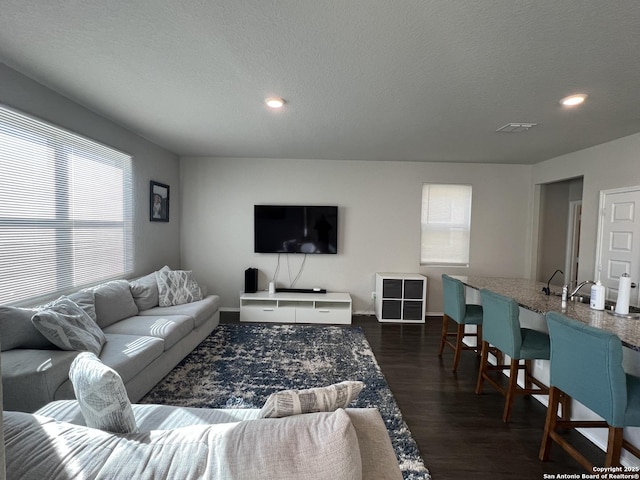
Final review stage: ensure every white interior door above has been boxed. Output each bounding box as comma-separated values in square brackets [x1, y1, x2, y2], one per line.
[596, 187, 640, 305]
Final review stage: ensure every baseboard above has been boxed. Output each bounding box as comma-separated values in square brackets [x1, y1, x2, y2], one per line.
[220, 307, 240, 312]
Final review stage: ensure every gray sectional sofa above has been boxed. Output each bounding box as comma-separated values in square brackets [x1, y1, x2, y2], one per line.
[0, 270, 220, 412]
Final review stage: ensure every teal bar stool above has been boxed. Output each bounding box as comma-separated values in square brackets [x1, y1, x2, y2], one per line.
[439, 274, 483, 372]
[475, 289, 550, 422]
[540, 312, 640, 470]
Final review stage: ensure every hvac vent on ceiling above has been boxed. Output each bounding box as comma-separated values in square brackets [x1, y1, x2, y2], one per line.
[496, 123, 537, 133]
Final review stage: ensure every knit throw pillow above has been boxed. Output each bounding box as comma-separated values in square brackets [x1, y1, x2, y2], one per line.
[156, 269, 202, 307]
[31, 297, 106, 355]
[69, 352, 138, 433]
[259, 381, 365, 418]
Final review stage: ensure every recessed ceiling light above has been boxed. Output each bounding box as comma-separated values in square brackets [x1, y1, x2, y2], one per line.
[265, 97, 285, 109]
[560, 94, 587, 107]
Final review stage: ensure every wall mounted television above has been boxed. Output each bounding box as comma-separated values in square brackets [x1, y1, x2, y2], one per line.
[254, 205, 338, 254]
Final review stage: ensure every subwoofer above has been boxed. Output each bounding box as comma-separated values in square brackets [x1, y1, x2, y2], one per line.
[244, 268, 258, 293]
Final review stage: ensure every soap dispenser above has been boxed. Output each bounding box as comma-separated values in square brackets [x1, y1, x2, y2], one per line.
[590, 280, 605, 311]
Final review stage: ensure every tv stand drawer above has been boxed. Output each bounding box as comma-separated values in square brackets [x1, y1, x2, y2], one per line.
[296, 306, 350, 325]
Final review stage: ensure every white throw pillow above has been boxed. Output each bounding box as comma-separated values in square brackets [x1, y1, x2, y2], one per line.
[259, 381, 365, 418]
[69, 352, 138, 433]
[156, 269, 203, 307]
[31, 297, 106, 355]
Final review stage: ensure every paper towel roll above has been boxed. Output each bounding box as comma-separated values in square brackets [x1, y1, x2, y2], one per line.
[615, 274, 632, 315]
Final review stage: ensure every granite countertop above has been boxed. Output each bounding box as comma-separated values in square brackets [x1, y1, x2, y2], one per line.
[452, 276, 640, 351]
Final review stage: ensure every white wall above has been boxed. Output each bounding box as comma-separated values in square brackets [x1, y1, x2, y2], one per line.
[532, 133, 640, 284]
[180, 156, 533, 313]
[0, 63, 182, 277]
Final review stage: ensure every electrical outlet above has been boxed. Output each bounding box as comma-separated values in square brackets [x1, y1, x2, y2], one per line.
[371, 291, 376, 300]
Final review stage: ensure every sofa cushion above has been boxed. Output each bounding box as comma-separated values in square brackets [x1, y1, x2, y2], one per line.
[156, 269, 202, 307]
[68, 289, 97, 322]
[93, 280, 139, 328]
[99, 333, 165, 384]
[129, 266, 170, 311]
[102, 315, 194, 351]
[31, 297, 106, 356]
[0, 305, 55, 351]
[37, 400, 263, 429]
[69, 352, 138, 433]
[2, 349, 79, 413]
[260, 381, 365, 418]
[138, 295, 220, 328]
[5, 409, 363, 480]
[4, 412, 122, 479]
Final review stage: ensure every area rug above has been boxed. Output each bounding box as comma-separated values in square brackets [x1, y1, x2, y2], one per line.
[141, 323, 430, 480]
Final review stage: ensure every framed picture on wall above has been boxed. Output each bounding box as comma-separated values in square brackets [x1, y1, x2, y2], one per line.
[150, 180, 170, 222]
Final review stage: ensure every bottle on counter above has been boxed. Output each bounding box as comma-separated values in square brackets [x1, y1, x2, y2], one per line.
[590, 281, 605, 310]
[561, 284, 568, 309]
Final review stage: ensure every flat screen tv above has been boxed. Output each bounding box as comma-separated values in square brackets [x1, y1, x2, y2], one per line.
[254, 205, 338, 254]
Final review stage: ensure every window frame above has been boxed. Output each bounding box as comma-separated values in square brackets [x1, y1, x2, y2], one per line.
[420, 183, 473, 267]
[0, 104, 134, 306]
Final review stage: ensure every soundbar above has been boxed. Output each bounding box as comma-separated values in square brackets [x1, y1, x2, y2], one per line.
[275, 288, 327, 294]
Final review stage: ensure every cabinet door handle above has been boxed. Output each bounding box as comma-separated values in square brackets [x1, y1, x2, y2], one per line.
[318, 309, 330, 313]
[263, 308, 274, 312]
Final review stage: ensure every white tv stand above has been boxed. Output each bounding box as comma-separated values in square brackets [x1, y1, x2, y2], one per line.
[240, 291, 352, 324]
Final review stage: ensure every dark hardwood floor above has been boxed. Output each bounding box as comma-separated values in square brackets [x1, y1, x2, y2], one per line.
[221, 312, 604, 479]
[351, 315, 604, 480]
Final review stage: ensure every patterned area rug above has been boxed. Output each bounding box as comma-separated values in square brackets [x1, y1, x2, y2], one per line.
[141, 323, 430, 480]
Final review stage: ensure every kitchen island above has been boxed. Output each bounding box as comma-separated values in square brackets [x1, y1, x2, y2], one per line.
[452, 276, 640, 351]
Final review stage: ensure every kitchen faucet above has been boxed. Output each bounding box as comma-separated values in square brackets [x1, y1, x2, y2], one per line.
[569, 280, 596, 297]
[542, 269, 563, 295]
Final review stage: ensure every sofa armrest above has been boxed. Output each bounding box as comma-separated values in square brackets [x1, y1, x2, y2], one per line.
[2, 349, 78, 412]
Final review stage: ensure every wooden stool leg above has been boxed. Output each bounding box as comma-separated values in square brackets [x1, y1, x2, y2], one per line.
[560, 392, 571, 421]
[452, 323, 465, 372]
[475, 325, 483, 355]
[502, 358, 519, 423]
[524, 359, 533, 391]
[539, 386, 562, 461]
[475, 341, 489, 394]
[438, 315, 449, 356]
[605, 427, 624, 467]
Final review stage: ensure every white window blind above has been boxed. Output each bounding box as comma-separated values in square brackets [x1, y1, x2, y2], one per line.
[0, 105, 133, 305]
[421, 184, 472, 266]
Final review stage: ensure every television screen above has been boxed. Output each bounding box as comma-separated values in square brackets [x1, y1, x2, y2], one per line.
[254, 205, 338, 254]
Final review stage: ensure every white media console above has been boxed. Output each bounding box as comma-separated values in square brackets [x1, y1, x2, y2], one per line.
[239, 291, 352, 324]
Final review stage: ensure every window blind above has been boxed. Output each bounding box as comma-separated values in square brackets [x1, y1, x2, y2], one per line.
[420, 184, 472, 266]
[0, 105, 133, 305]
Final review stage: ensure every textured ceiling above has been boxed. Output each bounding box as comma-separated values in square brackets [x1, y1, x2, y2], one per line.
[1, 0, 639, 164]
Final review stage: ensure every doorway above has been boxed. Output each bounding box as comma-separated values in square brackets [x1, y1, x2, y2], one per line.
[536, 177, 584, 288]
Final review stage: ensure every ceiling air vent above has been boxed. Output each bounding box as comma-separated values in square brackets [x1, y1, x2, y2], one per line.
[496, 122, 537, 133]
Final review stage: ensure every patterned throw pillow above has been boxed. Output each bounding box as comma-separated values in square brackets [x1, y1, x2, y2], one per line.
[259, 381, 365, 418]
[69, 352, 138, 433]
[156, 269, 203, 307]
[31, 297, 106, 355]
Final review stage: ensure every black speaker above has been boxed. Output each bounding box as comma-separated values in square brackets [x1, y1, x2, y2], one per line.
[244, 268, 258, 293]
